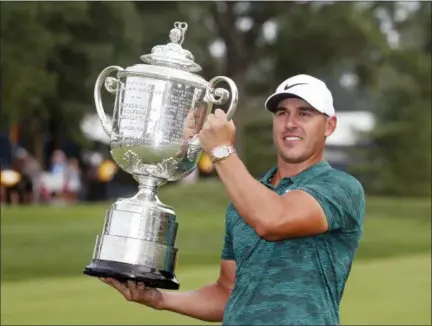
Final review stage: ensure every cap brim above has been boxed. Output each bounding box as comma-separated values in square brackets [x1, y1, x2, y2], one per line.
[265, 92, 304, 113]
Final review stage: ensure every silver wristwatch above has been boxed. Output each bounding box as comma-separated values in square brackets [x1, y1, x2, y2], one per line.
[210, 145, 236, 163]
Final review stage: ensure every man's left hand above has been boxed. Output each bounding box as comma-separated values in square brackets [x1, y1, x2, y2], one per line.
[198, 109, 236, 153]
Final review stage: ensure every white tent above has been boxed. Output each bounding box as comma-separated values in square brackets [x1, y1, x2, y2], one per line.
[80, 113, 112, 144]
[327, 111, 375, 147]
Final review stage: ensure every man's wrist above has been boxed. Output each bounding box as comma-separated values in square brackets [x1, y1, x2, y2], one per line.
[213, 152, 238, 169]
[210, 144, 236, 163]
[157, 291, 170, 311]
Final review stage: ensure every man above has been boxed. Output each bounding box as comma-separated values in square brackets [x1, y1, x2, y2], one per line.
[5, 148, 41, 204]
[100, 74, 366, 325]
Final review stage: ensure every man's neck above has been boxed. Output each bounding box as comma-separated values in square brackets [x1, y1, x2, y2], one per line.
[276, 153, 323, 180]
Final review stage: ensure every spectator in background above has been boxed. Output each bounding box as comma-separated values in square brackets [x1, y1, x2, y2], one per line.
[4, 148, 41, 204]
[50, 149, 67, 175]
[84, 152, 106, 202]
[45, 149, 68, 199]
[64, 157, 82, 202]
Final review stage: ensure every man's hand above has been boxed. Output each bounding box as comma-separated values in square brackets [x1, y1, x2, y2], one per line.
[100, 278, 165, 310]
[183, 110, 197, 140]
[175, 110, 198, 158]
[198, 109, 236, 153]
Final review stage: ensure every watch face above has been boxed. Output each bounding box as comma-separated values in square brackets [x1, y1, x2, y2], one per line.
[213, 146, 229, 159]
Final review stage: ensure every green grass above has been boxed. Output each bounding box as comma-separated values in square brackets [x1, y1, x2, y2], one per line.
[1, 255, 430, 325]
[1, 180, 430, 282]
[1, 180, 431, 324]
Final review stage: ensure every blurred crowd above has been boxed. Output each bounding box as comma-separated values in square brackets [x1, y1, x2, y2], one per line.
[0, 146, 215, 206]
[0, 148, 117, 205]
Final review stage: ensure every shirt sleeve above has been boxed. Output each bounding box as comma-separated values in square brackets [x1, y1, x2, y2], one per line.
[297, 172, 366, 232]
[221, 204, 235, 260]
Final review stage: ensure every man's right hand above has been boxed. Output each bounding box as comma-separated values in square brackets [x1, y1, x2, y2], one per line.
[100, 278, 165, 310]
[98, 260, 236, 322]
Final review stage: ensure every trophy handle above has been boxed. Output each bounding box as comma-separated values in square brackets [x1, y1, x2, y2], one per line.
[94, 65, 124, 136]
[185, 76, 239, 158]
[205, 76, 239, 121]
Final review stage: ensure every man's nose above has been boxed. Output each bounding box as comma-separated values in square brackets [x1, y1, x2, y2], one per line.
[284, 115, 298, 129]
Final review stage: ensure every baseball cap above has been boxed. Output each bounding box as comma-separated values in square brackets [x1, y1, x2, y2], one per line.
[264, 74, 335, 116]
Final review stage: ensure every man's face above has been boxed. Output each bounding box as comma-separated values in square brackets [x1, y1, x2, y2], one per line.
[272, 97, 336, 164]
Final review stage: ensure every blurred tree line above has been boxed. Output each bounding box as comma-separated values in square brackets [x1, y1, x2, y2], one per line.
[1, 1, 430, 197]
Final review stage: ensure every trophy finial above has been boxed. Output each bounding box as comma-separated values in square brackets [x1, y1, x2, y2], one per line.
[140, 21, 202, 73]
[170, 22, 188, 45]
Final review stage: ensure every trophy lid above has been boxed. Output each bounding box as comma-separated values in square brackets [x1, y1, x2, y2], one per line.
[140, 22, 202, 73]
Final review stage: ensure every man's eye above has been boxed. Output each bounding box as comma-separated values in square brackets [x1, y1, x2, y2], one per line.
[275, 110, 286, 116]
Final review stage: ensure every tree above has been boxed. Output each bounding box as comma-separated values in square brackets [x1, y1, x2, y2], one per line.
[1, 1, 395, 166]
[1, 2, 69, 162]
[1, 2, 143, 164]
[354, 2, 431, 197]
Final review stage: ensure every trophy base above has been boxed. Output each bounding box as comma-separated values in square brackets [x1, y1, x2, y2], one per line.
[83, 259, 180, 290]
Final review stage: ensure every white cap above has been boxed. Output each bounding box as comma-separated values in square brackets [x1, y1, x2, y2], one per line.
[264, 74, 335, 116]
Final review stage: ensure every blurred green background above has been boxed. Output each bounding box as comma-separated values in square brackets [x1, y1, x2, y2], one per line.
[1, 1, 431, 325]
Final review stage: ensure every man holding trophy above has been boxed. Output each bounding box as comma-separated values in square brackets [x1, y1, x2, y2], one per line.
[87, 22, 365, 325]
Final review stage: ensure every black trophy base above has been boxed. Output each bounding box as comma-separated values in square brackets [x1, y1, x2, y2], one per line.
[83, 259, 180, 290]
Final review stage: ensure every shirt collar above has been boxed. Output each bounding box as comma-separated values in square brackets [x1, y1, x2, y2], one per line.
[260, 160, 331, 187]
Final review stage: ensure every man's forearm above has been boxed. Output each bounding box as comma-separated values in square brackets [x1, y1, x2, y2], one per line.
[214, 154, 282, 231]
[161, 282, 231, 322]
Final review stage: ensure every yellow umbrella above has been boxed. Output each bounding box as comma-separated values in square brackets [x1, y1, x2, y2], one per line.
[98, 160, 118, 182]
[0, 170, 22, 187]
[198, 152, 214, 174]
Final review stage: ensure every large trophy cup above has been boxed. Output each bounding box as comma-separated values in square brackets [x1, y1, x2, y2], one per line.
[83, 22, 239, 290]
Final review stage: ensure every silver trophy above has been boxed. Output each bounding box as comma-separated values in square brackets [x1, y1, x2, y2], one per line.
[83, 22, 238, 290]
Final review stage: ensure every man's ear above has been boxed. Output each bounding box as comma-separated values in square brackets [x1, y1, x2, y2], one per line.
[324, 115, 337, 138]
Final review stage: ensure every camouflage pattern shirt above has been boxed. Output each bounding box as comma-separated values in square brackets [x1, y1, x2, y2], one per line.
[221, 161, 365, 325]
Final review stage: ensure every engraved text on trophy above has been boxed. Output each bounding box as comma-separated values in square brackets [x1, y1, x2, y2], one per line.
[110, 76, 203, 176]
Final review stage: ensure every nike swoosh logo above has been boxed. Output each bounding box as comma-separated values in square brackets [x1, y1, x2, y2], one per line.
[284, 82, 308, 91]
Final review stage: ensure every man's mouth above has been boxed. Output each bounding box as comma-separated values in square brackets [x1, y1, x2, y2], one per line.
[283, 136, 302, 141]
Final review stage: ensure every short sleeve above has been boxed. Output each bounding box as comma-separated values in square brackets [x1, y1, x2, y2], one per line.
[297, 172, 366, 232]
[221, 204, 235, 260]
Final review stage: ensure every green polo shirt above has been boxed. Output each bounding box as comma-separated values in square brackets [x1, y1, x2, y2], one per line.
[221, 161, 365, 325]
